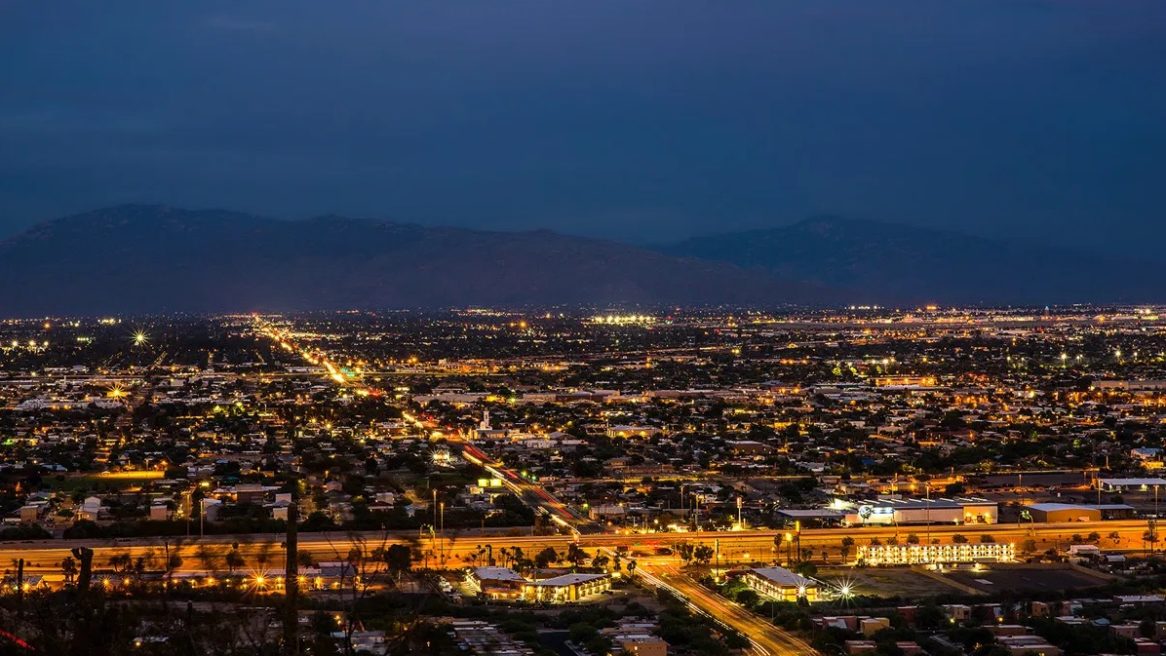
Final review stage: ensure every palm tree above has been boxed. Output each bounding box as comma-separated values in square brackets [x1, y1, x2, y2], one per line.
[61, 556, 77, 585]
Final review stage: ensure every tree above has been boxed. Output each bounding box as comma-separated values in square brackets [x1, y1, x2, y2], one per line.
[952, 534, 968, 544]
[1143, 529, 1160, 553]
[194, 544, 218, 573]
[108, 552, 133, 574]
[534, 547, 559, 569]
[916, 603, 946, 630]
[906, 533, 920, 545]
[693, 545, 715, 565]
[736, 589, 760, 607]
[840, 536, 855, 560]
[61, 556, 77, 584]
[384, 544, 412, 582]
[510, 546, 528, 570]
[225, 546, 246, 574]
[298, 550, 317, 569]
[566, 543, 589, 569]
[254, 541, 275, 571]
[979, 534, 995, 544]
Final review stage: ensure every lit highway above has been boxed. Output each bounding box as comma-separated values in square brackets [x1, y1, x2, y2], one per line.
[1, 517, 1159, 575]
[254, 317, 596, 534]
[638, 562, 816, 656]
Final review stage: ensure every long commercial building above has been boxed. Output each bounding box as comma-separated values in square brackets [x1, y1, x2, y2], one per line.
[857, 542, 1015, 566]
[465, 567, 611, 603]
[837, 497, 997, 527]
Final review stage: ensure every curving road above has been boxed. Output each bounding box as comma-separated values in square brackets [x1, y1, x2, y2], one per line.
[637, 562, 817, 656]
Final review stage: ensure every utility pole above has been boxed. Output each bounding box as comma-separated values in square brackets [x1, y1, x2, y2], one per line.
[283, 501, 299, 656]
[16, 559, 23, 617]
[925, 483, 931, 561]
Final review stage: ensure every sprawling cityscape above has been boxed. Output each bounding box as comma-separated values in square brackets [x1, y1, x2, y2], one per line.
[5, 2, 1165, 654]
[2, 308, 1166, 655]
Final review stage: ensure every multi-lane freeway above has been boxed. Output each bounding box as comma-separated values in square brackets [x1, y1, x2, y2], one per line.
[2, 517, 1158, 575]
[3, 518, 1149, 656]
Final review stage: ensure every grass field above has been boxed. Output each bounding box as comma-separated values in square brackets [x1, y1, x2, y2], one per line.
[816, 566, 956, 599]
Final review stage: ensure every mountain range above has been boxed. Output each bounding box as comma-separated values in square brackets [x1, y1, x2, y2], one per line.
[0, 206, 1159, 315]
[0, 205, 827, 315]
[664, 215, 1162, 306]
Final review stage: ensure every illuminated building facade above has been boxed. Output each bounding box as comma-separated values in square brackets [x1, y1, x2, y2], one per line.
[857, 542, 1015, 566]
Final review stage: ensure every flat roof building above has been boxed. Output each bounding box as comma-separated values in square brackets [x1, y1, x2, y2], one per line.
[738, 566, 819, 602]
[1025, 503, 1135, 523]
[838, 497, 997, 527]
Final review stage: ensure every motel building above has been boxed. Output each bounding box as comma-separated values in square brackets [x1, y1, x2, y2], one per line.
[737, 566, 820, 602]
[465, 566, 526, 601]
[856, 542, 1015, 567]
[523, 572, 611, 603]
[466, 567, 611, 604]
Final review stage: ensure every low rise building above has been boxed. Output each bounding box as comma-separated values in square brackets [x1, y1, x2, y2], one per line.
[738, 566, 819, 602]
[838, 497, 997, 526]
[523, 572, 610, 603]
[857, 542, 1015, 566]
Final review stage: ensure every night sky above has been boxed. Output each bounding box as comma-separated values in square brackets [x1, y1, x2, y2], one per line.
[1, 1, 1163, 254]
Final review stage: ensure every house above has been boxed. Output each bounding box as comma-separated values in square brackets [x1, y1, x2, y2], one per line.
[997, 635, 1061, 656]
[844, 640, 877, 655]
[614, 634, 667, 656]
[77, 496, 104, 522]
[860, 617, 890, 637]
[18, 505, 42, 524]
[943, 604, 972, 621]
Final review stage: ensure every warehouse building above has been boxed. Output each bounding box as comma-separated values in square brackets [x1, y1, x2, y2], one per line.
[837, 497, 997, 527]
[1023, 503, 1135, 523]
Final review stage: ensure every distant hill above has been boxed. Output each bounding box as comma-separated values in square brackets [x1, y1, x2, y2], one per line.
[0, 205, 833, 315]
[664, 215, 1163, 305]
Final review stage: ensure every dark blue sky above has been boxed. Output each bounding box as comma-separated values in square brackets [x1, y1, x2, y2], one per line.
[1, 1, 1163, 253]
